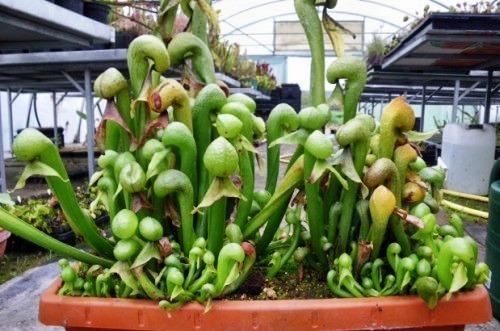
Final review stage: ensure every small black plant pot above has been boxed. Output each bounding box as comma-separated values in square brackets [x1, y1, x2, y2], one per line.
[7, 227, 75, 253]
[84, 2, 110, 24]
[468, 124, 484, 130]
[114, 31, 136, 49]
[94, 213, 110, 228]
[51, 228, 76, 247]
[55, 0, 83, 14]
[7, 233, 45, 254]
[6, 213, 108, 254]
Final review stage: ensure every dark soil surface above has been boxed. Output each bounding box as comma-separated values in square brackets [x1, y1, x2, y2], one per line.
[227, 267, 331, 301]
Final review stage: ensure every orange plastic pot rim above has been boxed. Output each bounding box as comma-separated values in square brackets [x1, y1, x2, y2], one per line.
[39, 279, 492, 331]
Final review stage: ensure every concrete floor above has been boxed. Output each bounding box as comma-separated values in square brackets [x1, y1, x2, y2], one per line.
[0, 262, 63, 330]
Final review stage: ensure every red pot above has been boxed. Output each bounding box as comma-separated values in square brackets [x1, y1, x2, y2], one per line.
[0, 229, 11, 260]
[39, 279, 492, 330]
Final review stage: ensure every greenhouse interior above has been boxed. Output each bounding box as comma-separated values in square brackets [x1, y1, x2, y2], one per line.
[0, 0, 499, 330]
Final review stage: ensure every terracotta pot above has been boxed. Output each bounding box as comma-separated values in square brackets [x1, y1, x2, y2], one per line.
[39, 279, 492, 331]
[0, 229, 11, 260]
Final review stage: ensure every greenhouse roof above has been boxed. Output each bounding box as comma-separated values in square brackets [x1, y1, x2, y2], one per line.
[213, 0, 441, 56]
[212, 1, 499, 107]
[0, 1, 497, 95]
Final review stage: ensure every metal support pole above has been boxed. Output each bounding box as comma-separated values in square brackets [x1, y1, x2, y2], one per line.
[62, 71, 85, 94]
[7, 88, 14, 150]
[421, 85, 426, 132]
[0, 93, 6, 193]
[484, 70, 493, 124]
[84, 69, 95, 178]
[25, 93, 34, 127]
[451, 80, 460, 123]
[52, 91, 59, 147]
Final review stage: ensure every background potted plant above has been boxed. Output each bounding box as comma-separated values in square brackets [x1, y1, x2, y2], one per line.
[255, 61, 278, 93]
[107, 0, 157, 48]
[210, 38, 261, 90]
[364, 34, 387, 68]
[235, 56, 258, 89]
[1, 184, 107, 253]
[211, 38, 241, 78]
[8, 195, 66, 252]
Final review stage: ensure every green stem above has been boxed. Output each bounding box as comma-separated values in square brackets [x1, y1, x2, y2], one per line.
[191, 0, 210, 45]
[12, 129, 114, 257]
[133, 266, 165, 300]
[167, 32, 216, 84]
[154, 1, 178, 40]
[323, 167, 343, 216]
[233, 147, 254, 229]
[355, 199, 370, 241]
[127, 35, 170, 99]
[327, 201, 342, 244]
[326, 57, 367, 123]
[304, 150, 327, 268]
[244, 155, 305, 239]
[161, 122, 197, 199]
[294, 0, 325, 106]
[153, 169, 196, 256]
[222, 242, 256, 295]
[364, 158, 411, 256]
[188, 267, 216, 294]
[127, 35, 169, 142]
[94, 68, 132, 152]
[326, 270, 354, 298]
[255, 196, 291, 255]
[96, 175, 119, 221]
[220, 102, 254, 145]
[436, 237, 476, 291]
[208, 198, 227, 259]
[267, 217, 302, 278]
[335, 115, 374, 252]
[192, 84, 227, 236]
[0, 207, 113, 267]
[265, 103, 299, 194]
[219, 101, 255, 207]
[213, 242, 245, 295]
